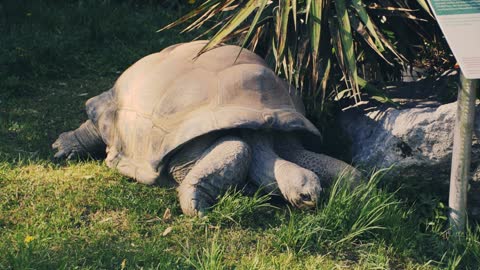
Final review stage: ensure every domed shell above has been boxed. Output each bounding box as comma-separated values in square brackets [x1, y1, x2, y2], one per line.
[85, 41, 320, 185]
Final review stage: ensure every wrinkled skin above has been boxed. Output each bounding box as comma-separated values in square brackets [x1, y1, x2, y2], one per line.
[53, 122, 361, 216]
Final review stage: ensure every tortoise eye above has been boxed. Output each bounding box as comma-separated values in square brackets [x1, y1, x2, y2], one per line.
[300, 193, 311, 201]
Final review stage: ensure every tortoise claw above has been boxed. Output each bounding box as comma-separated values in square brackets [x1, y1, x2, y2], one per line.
[53, 149, 66, 159]
[52, 131, 81, 160]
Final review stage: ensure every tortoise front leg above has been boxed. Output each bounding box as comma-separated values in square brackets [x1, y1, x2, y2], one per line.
[275, 135, 362, 188]
[177, 136, 251, 217]
[52, 120, 106, 159]
[245, 132, 321, 208]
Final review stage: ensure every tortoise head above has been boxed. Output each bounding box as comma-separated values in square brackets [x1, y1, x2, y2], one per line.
[275, 160, 322, 209]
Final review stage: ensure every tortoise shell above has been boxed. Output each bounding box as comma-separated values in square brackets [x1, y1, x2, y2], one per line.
[85, 41, 320, 185]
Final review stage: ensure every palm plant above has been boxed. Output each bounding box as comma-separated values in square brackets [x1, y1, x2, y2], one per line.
[159, 0, 436, 113]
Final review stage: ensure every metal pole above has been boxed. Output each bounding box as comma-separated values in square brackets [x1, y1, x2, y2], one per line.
[449, 72, 478, 234]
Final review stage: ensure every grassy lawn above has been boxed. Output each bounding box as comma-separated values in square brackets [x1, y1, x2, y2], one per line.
[1, 1, 479, 269]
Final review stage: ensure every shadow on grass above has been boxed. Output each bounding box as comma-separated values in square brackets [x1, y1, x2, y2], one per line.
[0, 0, 195, 161]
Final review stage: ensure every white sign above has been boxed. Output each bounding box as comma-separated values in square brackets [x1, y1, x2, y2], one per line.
[427, 0, 480, 79]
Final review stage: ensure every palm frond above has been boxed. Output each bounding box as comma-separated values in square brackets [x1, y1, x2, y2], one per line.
[160, 0, 437, 110]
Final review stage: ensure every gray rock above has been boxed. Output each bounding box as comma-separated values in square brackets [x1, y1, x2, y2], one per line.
[341, 100, 480, 172]
[340, 100, 480, 217]
[341, 102, 459, 169]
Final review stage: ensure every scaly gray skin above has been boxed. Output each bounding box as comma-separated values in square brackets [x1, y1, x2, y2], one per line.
[168, 133, 221, 183]
[243, 132, 321, 208]
[169, 132, 323, 211]
[175, 136, 251, 217]
[274, 134, 362, 188]
[53, 121, 360, 216]
[52, 120, 105, 159]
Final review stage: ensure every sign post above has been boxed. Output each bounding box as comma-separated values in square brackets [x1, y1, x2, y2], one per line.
[426, 0, 480, 234]
[449, 74, 478, 234]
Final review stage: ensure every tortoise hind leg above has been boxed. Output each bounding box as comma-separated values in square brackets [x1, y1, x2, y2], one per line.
[52, 120, 106, 159]
[177, 136, 251, 217]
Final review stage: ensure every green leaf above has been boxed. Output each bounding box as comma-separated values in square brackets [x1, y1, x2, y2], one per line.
[351, 0, 384, 52]
[157, 0, 224, 32]
[319, 57, 331, 109]
[198, 0, 258, 56]
[416, 0, 434, 18]
[305, 0, 313, 23]
[357, 77, 398, 106]
[334, 0, 360, 102]
[309, 0, 323, 58]
[236, 0, 269, 60]
[350, 15, 391, 65]
[162, 0, 437, 107]
[182, 1, 233, 33]
[192, 15, 233, 40]
[277, 0, 291, 61]
[292, 0, 297, 30]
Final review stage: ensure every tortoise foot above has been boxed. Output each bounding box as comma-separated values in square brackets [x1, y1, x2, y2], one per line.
[52, 120, 105, 160]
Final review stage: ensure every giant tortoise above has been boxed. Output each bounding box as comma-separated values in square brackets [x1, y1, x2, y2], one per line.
[53, 41, 360, 216]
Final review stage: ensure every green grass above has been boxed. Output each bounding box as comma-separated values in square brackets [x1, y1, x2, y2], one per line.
[2, 160, 480, 269]
[1, 1, 480, 269]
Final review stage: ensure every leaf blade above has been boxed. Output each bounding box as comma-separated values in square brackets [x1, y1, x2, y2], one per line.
[198, 0, 259, 55]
